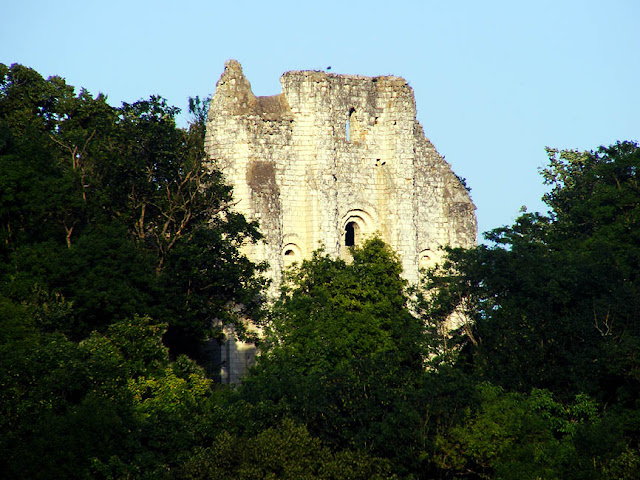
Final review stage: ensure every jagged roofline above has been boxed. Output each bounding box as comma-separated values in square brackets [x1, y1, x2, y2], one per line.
[212, 60, 292, 120]
[212, 60, 424, 128]
[217, 59, 410, 96]
[209, 60, 475, 213]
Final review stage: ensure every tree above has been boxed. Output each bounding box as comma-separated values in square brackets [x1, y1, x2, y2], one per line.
[432, 384, 604, 480]
[418, 141, 640, 478]
[179, 419, 395, 480]
[241, 238, 428, 474]
[0, 315, 223, 480]
[0, 63, 265, 350]
[0, 63, 115, 251]
[421, 142, 640, 402]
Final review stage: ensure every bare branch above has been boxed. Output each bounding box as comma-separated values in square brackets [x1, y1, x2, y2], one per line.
[594, 308, 613, 337]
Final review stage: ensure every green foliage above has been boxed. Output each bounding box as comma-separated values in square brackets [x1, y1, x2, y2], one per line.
[265, 238, 421, 372]
[0, 63, 265, 347]
[0, 63, 265, 478]
[432, 384, 604, 479]
[242, 238, 427, 473]
[421, 141, 640, 479]
[0, 316, 217, 479]
[179, 419, 395, 480]
[422, 142, 640, 404]
[4, 62, 640, 479]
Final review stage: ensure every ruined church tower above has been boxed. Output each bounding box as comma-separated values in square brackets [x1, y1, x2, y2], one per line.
[205, 59, 476, 291]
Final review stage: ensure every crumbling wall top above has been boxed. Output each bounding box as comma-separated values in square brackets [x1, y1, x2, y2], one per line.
[212, 60, 292, 120]
[281, 68, 406, 84]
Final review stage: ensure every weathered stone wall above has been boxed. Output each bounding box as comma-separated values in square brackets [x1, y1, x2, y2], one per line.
[205, 60, 476, 382]
[206, 60, 476, 291]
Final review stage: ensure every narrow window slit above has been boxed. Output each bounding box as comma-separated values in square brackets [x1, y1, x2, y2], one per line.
[346, 108, 355, 142]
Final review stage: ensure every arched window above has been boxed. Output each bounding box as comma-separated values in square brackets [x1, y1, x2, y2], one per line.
[345, 221, 357, 246]
[340, 210, 374, 261]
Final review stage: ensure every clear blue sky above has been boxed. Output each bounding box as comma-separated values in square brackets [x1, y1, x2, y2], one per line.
[2, 0, 638, 239]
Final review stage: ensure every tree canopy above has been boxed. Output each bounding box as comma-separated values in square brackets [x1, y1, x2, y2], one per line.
[0, 63, 265, 352]
[2, 62, 640, 479]
[419, 141, 640, 478]
[241, 239, 428, 473]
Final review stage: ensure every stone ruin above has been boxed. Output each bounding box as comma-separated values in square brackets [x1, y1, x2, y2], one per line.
[204, 60, 477, 382]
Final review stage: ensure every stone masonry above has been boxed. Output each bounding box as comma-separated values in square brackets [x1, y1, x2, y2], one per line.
[204, 60, 477, 382]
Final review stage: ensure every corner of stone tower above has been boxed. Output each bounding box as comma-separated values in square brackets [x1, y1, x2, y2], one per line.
[212, 59, 255, 114]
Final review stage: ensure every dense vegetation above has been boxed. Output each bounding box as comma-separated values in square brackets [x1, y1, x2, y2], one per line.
[1, 63, 639, 479]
